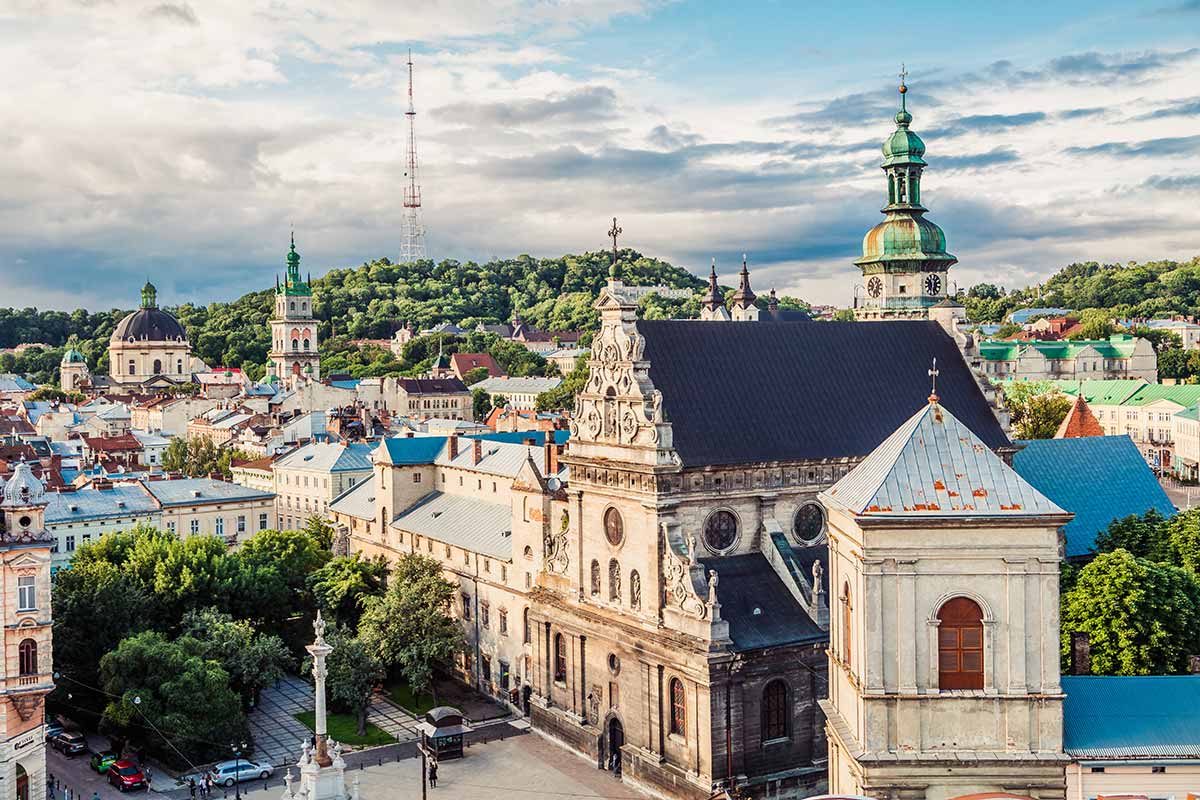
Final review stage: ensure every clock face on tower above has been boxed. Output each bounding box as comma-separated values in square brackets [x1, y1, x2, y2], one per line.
[924, 273, 942, 295]
[867, 276, 883, 298]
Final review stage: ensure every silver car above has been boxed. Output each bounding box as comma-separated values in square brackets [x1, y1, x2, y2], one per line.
[207, 759, 273, 787]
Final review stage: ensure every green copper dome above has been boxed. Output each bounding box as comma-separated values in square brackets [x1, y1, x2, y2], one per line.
[882, 127, 926, 167]
[265, 373, 279, 384]
[857, 213, 955, 268]
[61, 348, 87, 365]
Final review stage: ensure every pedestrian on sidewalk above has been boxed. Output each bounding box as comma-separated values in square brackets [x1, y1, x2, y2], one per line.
[145, 765, 153, 788]
[188, 777, 197, 799]
[47, 784, 54, 800]
[428, 760, 438, 789]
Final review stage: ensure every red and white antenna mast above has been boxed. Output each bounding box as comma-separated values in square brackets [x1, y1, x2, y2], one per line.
[400, 49, 427, 263]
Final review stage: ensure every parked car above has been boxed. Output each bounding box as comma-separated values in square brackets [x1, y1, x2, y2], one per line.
[207, 759, 273, 787]
[107, 760, 147, 792]
[89, 750, 120, 774]
[50, 731, 87, 756]
[44, 721, 63, 741]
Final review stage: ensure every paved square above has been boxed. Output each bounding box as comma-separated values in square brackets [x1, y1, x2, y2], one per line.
[249, 676, 422, 767]
[221, 733, 649, 800]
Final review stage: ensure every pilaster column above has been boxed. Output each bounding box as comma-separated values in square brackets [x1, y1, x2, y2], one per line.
[896, 560, 917, 694]
[1006, 558, 1027, 693]
[864, 559, 885, 692]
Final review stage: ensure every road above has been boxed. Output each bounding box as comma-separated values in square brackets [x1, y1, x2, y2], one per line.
[47, 731, 137, 800]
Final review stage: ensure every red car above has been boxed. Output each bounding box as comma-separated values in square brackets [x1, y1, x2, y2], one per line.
[107, 760, 147, 792]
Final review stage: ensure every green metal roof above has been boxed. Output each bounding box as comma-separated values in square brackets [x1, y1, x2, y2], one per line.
[1175, 405, 1200, 421]
[980, 336, 1138, 362]
[1123, 383, 1200, 408]
[1048, 379, 1147, 406]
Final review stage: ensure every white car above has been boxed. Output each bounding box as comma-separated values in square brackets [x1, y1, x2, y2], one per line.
[207, 759, 273, 787]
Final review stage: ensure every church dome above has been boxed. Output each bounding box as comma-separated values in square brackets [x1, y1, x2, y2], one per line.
[882, 126, 926, 166]
[859, 213, 956, 267]
[2, 461, 45, 507]
[111, 307, 187, 343]
[61, 348, 87, 365]
[111, 280, 186, 343]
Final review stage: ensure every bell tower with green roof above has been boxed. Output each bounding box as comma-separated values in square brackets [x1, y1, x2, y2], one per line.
[855, 68, 957, 321]
[268, 232, 320, 387]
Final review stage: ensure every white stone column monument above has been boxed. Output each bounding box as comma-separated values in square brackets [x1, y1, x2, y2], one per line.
[281, 611, 350, 800]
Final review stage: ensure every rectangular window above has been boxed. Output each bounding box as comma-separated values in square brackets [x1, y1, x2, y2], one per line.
[215, 517, 225, 535]
[82, 533, 91, 544]
[259, 513, 268, 530]
[499, 661, 510, 690]
[237, 515, 246, 533]
[190, 519, 199, 535]
[499, 609, 508, 635]
[17, 576, 36, 611]
[462, 594, 471, 621]
[66, 535, 76, 552]
[481, 602, 490, 627]
[482, 656, 492, 683]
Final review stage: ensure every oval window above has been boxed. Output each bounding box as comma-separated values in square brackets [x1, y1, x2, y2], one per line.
[603, 507, 624, 547]
[793, 503, 825, 544]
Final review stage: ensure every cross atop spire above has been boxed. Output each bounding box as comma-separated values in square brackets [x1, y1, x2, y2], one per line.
[731, 253, 756, 309]
[607, 216, 623, 279]
[700, 258, 725, 311]
[928, 357, 939, 403]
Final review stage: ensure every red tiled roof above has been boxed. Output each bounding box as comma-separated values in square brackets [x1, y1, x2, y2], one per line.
[1055, 394, 1105, 439]
[82, 434, 143, 452]
[232, 456, 274, 471]
[449, 353, 504, 379]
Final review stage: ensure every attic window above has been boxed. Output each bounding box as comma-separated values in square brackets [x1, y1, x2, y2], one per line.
[752, 607, 762, 616]
[191, 490, 202, 497]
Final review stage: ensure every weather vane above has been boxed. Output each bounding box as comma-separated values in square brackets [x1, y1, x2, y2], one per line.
[928, 357, 939, 400]
[899, 63, 908, 87]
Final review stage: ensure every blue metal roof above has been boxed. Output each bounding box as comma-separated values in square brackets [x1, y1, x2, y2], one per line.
[1008, 307, 1073, 325]
[0, 374, 36, 392]
[1012, 436, 1176, 558]
[1062, 675, 1200, 759]
[330, 379, 361, 390]
[142, 478, 274, 507]
[471, 430, 570, 447]
[377, 436, 448, 465]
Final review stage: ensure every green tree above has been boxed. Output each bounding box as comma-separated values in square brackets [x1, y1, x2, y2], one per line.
[472, 388, 498, 422]
[302, 624, 384, 736]
[1095, 509, 1171, 561]
[462, 366, 489, 386]
[308, 553, 389, 628]
[99, 631, 249, 766]
[1067, 309, 1115, 340]
[237, 527, 331, 613]
[831, 308, 856, 322]
[359, 554, 462, 702]
[1003, 381, 1072, 439]
[536, 355, 588, 412]
[180, 608, 293, 709]
[1166, 509, 1200, 575]
[302, 516, 337, 550]
[1061, 549, 1200, 675]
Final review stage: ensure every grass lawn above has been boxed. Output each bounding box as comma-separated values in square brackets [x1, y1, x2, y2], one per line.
[293, 710, 395, 747]
[382, 679, 436, 716]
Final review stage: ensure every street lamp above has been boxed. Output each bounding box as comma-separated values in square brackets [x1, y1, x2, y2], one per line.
[230, 741, 247, 800]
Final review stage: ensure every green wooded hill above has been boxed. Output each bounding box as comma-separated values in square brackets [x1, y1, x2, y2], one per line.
[962, 256, 1200, 323]
[0, 250, 711, 384]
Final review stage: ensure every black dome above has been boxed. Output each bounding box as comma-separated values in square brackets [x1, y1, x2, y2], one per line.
[111, 308, 187, 342]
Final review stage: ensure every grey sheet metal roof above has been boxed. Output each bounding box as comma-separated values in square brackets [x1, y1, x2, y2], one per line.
[0, 375, 36, 392]
[1062, 675, 1200, 759]
[699, 553, 826, 652]
[45, 484, 159, 524]
[824, 400, 1064, 519]
[142, 478, 274, 506]
[275, 442, 374, 473]
[329, 478, 376, 520]
[390, 491, 512, 561]
[436, 440, 542, 479]
[473, 376, 562, 395]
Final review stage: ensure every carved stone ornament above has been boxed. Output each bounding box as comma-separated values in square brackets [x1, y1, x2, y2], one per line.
[11, 694, 40, 722]
[661, 523, 707, 619]
[545, 509, 570, 574]
[567, 304, 671, 451]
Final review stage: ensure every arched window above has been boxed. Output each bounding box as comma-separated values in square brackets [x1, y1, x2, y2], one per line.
[669, 678, 686, 737]
[841, 582, 852, 665]
[629, 570, 641, 610]
[590, 560, 600, 596]
[761, 679, 789, 741]
[128, 359, 136, 375]
[18, 639, 37, 676]
[523, 608, 531, 644]
[176, 359, 183, 374]
[608, 559, 621, 602]
[290, 302, 295, 311]
[554, 633, 567, 682]
[152, 359, 162, 375]
[380, 506, 388, 531]
[303, 339, 310, 350]
[292, 338, 299, 350]
[523, 545, 533, 559]
[938, 597, 984, 690]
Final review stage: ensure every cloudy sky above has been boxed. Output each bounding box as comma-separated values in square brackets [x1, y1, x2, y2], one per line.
[2, 0, 1199, 311]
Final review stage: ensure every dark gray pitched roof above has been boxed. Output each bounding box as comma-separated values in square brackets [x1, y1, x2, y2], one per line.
[700, 553, 826, 651]
[638, 320, 1008, 467]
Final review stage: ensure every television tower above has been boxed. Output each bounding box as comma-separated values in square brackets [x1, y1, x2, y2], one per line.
[400, 49, 427, 263]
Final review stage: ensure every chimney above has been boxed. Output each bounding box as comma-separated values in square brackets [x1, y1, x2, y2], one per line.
[472, 438, 482, 465]
[448, 434, 459, 460]
[524, 437, 536, 446]
[1069, 632, 1091, 676]
[543, 441, 553, 476]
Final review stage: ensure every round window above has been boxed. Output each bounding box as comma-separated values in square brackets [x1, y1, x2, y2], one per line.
[603, 507, 624, 547]
[792, 503, 825, 544]
[17, 515, 31, 529]
[704, 510, 739, 552]
[608, 653, 621, 675]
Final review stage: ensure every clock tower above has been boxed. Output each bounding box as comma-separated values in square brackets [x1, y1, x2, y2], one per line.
[855, 69, 957, 320]
[269, 233, 320, 388]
